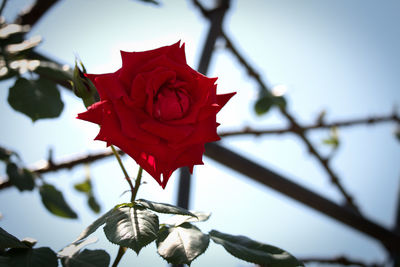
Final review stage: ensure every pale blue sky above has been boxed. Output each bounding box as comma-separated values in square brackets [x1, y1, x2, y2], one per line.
[1, 0, 400, 266]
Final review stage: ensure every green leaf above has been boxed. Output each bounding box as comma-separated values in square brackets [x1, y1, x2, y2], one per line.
[103, 206, 159, 254]
[136, 199, 197, 217]
[209, 230, 303, 267]
[70, 209, 113, 244]
[7, 247, 58, 267]
[87, 195, 101, 213]
[74, 180, 91, 193]
[39, 184, 78, 219]
[8, 77, 64, 122]
[255, 95, 274, 115]
[157, 223, 209, 265]
[273, 95, 287, 109]
[0, 227, 27, 249]
[61, 249, 110, 267]
[322, 127, 340, 149]
[6, 163, 35, 191]
[164, 212, 211, 227]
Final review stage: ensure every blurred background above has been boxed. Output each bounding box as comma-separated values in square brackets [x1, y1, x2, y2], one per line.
[1, 0, 400, 266]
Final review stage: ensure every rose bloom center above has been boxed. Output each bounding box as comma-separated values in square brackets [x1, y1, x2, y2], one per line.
[152, 85, 190, 121]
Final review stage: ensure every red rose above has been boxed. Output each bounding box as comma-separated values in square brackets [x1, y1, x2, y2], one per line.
[77, 41, 235, 188]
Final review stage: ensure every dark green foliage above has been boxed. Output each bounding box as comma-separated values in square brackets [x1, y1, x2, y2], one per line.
[254, 92, 287, 115]
[6, 163, 35, 191]
[210, 230, 303, 266]
[8, 77, 64, 121]
[87, 196, 100, 213]
[6, 247, 58, 267]
[0, 227, 27, 250]
[39, 184, 78, 219]
[61, 249, 110, 267]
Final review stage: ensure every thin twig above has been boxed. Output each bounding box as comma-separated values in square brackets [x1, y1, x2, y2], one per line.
[111, 145, 134, 200]
[0, 0, 8, 17]
[111, 246, 127, 267]
[281, 108, 359, 211]
[219, 113, 399, 137]
[0, 149, 124, 190]
[299, 256, 384, 267]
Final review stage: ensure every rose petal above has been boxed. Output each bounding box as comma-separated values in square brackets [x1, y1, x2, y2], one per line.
[140, 120, 194, 143]
[76, 100, 107, 124]
[168, 116, 220, 150]
[119, 41, 185, 86]
[112, 99, 160, 144]
[216, 92, 236, 112]
[87, 70, 125, 100]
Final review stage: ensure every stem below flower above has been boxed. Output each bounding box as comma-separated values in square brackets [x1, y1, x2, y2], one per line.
[131, 166, 143, 201]
[110, 145, 135, 201]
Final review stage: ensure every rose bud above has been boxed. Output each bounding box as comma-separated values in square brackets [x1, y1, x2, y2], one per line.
[72, 60, 98, 108]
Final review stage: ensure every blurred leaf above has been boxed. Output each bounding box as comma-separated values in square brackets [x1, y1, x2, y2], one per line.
[164, 211, 211, 227]
[0, 146, 15, 162]
[8, 77, 64, 122]
[39, 184, 78, 219]
[273, 95, 287, 109]
[70, 209, 113, 244]
[136, 198, 196, 217]
[7, 247, 58, 267]
[61, 249, 110, 267]
[210, 230, 303, 266]
[255, 92, 287, 116]
[87, 195, 100, 214]
[74, 180, 91, 193]
[322, 127, 339, 149]
[0, 227, 27, 249]
[6, 163, 35, 191]
[157, 223, 209, 265]
[254, 95, 274, 115]
[103, 206, 159, 254]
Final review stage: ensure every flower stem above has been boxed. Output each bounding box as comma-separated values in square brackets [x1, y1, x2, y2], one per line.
[110, 145, 135, 201]
[131, 166, 143, 201]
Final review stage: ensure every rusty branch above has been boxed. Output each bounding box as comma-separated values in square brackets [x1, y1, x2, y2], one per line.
[219, 113, 400, 137]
